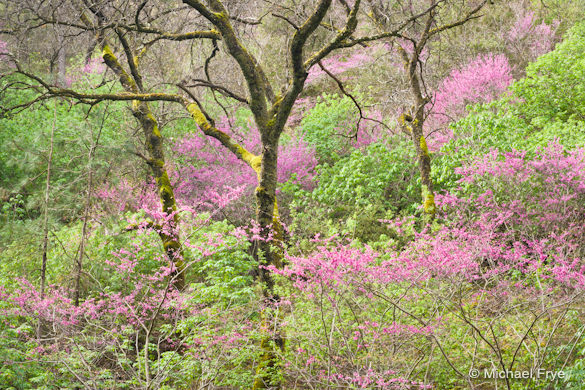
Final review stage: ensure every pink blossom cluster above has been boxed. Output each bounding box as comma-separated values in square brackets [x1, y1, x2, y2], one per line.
[437, 142, 585, 288]
[2, 251, 186, 332]
[447, 142, 585, 239]
[507, 10, 559, 60]
[428, 54, 513, 147]
[319, 369, 433, 389]
[273, 142, 585, 385]
[95, 177, 159, 214]
[0, 279, 86, 329]
[306, 47, 375, 84]
[0, 219, 258, 386]
[172, 117, 317, 211]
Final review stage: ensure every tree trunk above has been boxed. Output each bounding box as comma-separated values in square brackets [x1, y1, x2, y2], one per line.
[186, 104, 286, 388]
[99, 43, 186, 290]
[73, 150, 93, 307]
[255, 136, 283, 288]
[57, 45, 67, 87]
[40, 102, 56, 300]
[132, 101, 185, 290]
[411, 115, 435, 218]
[252, 135, 285, 390]
[402, 49, 436, 219]
[74, 115, 102, 306]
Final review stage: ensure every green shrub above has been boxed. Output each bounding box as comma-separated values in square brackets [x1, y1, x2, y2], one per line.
[299, 93, 361, 163]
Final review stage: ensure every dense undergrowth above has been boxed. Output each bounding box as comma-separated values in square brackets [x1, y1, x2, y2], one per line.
[1, 3, 585, 390]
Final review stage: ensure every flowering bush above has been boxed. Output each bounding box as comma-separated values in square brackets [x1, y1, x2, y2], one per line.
[171, 117, 317, 220]
[0, 213, 263, 389]
[428, 54, 513, 148]
[506, 9, 558, 66]
[270, 141, 585, 388]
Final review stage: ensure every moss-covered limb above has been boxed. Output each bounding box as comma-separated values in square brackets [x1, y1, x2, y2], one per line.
[302, 0, 360, 70]
[269, 0, 363, 141]
[411, 124, 435, 217]
[187, 79, 249, 104]
[51, 89, 184, 104]
[132, 101, 184, 282]
[74, 5, 221, 44]
[101, 44, 139, 93]
[182, 0, 273, 123]
[115, 29, 144, 92]
[98, 40, 186, 289]
[270, 0, 336, 135]
[186, 102, 285, 273]
[290, 0, 333, 74]
[252, 309, 286, 390]
[126, 26, 221, 41]
[132, 101, 185, 290]
[186, 102, 285, 269]
[60, 89, 184, 104]
[186, 102, 263, 175]
[181, 0, 221, 24]
[202, 0, 276, 104]
[11, 68, 186, 105]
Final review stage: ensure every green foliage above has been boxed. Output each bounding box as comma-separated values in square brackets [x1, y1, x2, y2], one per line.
[564, 347, 585, 390]
[0, 74, 130, 222]
[434, 22, 585, 195]
[512, 21, 585, 126]
[299, 93, 360, 163]
[312, 141, 418, 212]
[0, 219, 48, 290]
[185, 216, 256, 306]
[285, 140, 421, 243]
[1, 194, 26, 220]
[0, 320, 47, 390]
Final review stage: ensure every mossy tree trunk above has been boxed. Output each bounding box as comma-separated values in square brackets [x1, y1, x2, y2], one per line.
[131, 100, 185, 290]
[188, 106, 286, 389]
[398, 58, 436, 218]
[252, 134, 286, 390]
[396, 28, 437, 219]
[17, 0, 364, 386]
[181, 1, 362, 387]
[370, 0, 488, 220]
[98, 29, 186, 289]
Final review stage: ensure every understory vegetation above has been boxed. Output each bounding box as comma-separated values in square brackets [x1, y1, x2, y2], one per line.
[1, 0, 585, 389]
